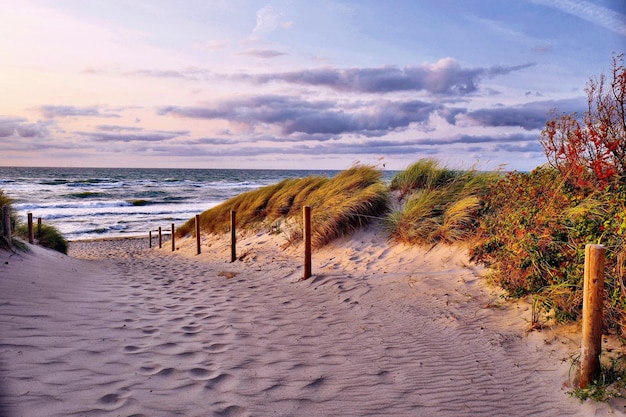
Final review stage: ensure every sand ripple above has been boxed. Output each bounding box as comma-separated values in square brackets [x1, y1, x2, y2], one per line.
[0, 234, 619, 416]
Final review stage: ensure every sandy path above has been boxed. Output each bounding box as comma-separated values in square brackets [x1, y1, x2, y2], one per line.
[0, 232, 620, 416]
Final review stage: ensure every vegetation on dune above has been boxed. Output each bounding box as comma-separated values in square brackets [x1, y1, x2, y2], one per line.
[1, 188, 69, 254]
[387, 160, 499, 245]
[177, 165, 389, 248]
[16, 222, 69, 255]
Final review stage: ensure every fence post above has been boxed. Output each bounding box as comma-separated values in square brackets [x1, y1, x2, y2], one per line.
[1, 206, 11, 248]
[27, 213, 34, 244]
[231, 210, 236, 262]
[158, 226, 162, 249]
[171, 223, 175, 252]
[195, 214, 201, 255]
[580, 244, 606, 389]
[303, 206, 312, 279]
[149, 230, 152, 248]
[37, 217, 42, 238]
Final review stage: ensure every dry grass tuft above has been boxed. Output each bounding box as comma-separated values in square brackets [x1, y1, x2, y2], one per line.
[177, 165, 389, 248]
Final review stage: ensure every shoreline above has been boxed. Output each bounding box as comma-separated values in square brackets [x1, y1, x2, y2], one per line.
[2, 232, 625, 416]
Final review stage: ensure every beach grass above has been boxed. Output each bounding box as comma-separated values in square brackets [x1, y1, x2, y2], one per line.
[176, 165, 389, 248]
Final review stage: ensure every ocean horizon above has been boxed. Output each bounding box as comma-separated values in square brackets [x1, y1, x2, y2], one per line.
[0, 166, 397, 241]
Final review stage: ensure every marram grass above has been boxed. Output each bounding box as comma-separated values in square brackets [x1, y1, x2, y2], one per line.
[177, 165, 389, 248]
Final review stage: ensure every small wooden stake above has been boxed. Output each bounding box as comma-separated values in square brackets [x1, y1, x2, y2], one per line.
[27, 212, 34, 244]
[580, 244, 606, 389]
[230, 210, 236, 262]
[149, 230, 152, 248]
[2, 206, 11, 247]
[171, 223, 175, 251]
[158, 226, 162, 249]
[195, 214, 201, 255]
[37, 217, 42, 238]
[303, 206, 312, 279]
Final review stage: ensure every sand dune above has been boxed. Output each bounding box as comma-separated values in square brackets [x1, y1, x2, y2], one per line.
[0, 228, 623, 416]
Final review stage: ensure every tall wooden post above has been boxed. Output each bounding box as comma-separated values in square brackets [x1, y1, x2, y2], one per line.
[158, 226, 162, 249]
[195, 214, 201, 255]
[27, 213, 34, 244]
[230, 210, 236, 262]
[1, 206, 11, 247]
[149, 230, 152, 248]
[580, 244, 606, 388]
[303, 206, 312, 279]
[171, 223, 175, 252]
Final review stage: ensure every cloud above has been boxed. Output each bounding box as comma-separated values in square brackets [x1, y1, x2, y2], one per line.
[531, 0, 626, 35]
[96, 124, 144, 132]
[0, 116, 52, 138]
[236, 58, 536, 95]
[251, 6, 292, 39]
[38, 105, 120, 119]
[461, 97, 586, 130]
[159, 95, 440, 137]
[78, 130, 185, 143]
[240, 49, 286, 58]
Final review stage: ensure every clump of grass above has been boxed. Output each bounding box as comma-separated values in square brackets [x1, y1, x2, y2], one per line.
[387, 164, 499, 245]
[16, 222, 69, 254]
[177, 165, 389, 248]
[390, 158, 456, 200]
[568, 354, 626, 402]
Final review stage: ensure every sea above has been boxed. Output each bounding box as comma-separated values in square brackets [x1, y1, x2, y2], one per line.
[0, 167, 395, 241]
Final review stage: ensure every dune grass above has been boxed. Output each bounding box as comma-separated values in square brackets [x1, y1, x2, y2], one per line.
[387, 160, 499, 245]
[15, 222, 69, 255]
[177, 165, 389, 248]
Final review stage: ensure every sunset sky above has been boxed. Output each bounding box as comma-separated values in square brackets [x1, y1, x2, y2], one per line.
[1, 0, 624, 171]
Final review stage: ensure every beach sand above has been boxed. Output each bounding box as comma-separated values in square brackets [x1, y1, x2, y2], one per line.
[0, 227, 624, 416]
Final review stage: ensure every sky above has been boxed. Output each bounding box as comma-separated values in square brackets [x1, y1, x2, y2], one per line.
[0, 0, 624, 171]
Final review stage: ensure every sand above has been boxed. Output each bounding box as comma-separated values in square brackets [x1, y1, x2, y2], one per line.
[0, 226, 624, 416]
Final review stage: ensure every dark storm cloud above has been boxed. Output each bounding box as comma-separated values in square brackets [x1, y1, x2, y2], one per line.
[0, 116, 52, 138]
[236, 60, 536, 95]
[38, 105, 120, 119]
[159, 95, 439, 137]
[462, 97, 586, 130]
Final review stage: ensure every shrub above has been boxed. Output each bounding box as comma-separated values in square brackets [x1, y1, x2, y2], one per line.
[390, 158, 456, 199]
[470, 167, 626, 335]
[540, 53, 626, 188]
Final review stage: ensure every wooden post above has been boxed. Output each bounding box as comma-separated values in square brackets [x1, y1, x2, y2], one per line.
[171, 223, 175, 252]
[149, 230, 152, 248]
[231, 210, 236, 262]
[37, 217, 42, 238]
[27, 213, 34, 244]
[580, 244, 606, 388]
[158, 226, 162, 249]
[303, 206, 312, 279]
[195, 214, 201, 255]
[1, 206, 11, 247]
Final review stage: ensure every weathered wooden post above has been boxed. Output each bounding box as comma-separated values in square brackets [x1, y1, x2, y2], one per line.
[195, 214, 201, 255]
[158, 226, 162, 249]
[580, 244, 606, 389]
[37, 217, 42, 238]
[1, 206, 11, 247]
[149, 230, 152, 248]
[303, 206, 312, 279]
[27, 213, 34, 244]
[230, 210, 236, 262]
[171, 223, 175, 252]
